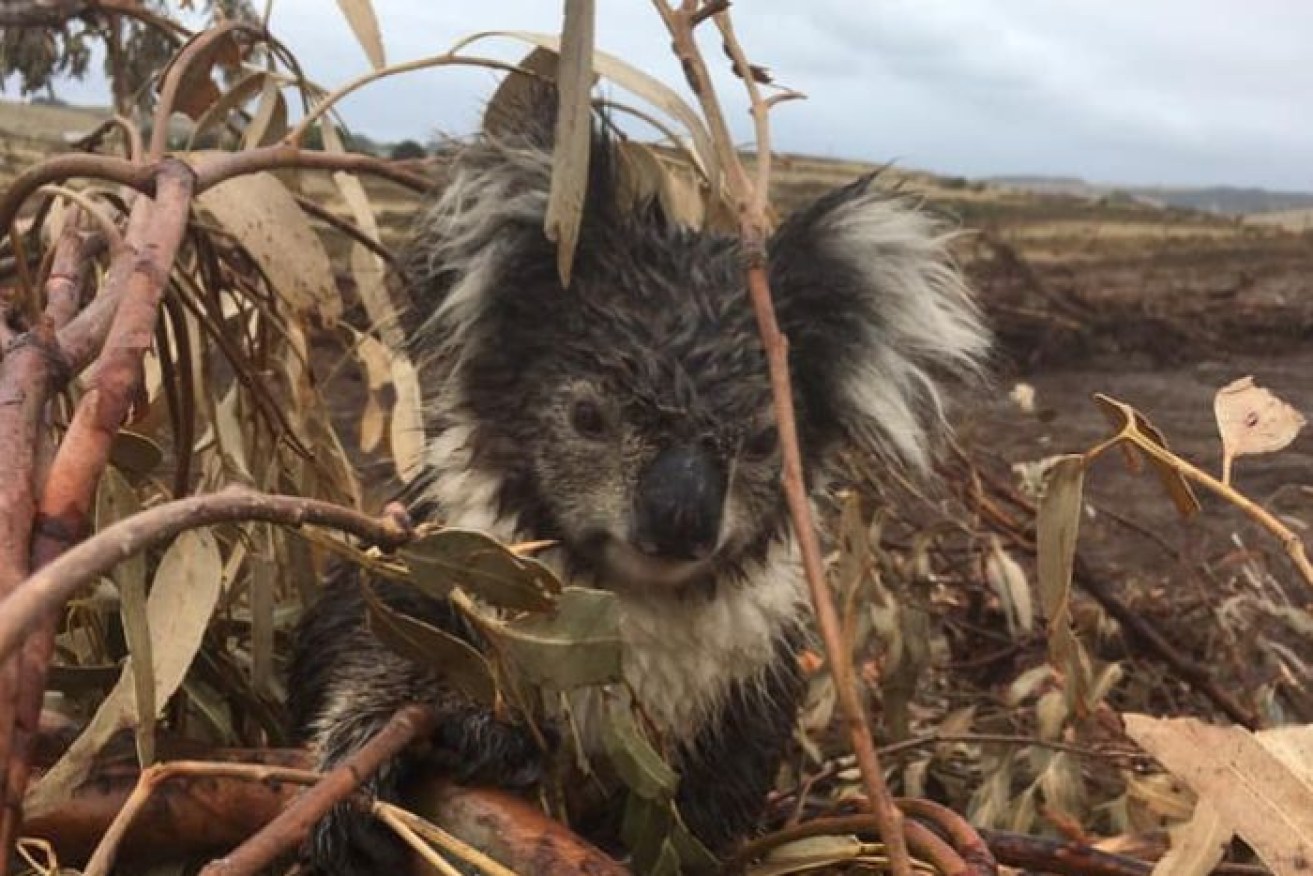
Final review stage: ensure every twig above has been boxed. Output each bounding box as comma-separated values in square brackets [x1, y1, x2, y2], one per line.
[651, 3, 912, 873]
[0, 163, 199, 868]
[976, 827, 1270, 876]
[197, 704, 436, 876]
[0, 154, 155, 239]
[285, 53, 542, 146]
[1073, 554, 1259, 728]
[372, 801, 519, 876]
[293, 195, 395, 264]
[148, 22, 270, 161]
[0, 488, 414, 661]
[371, 803, 466, 876]
[1094, 428, 1313, 588]
[194, 145, 431, 193]
[84, 761, 322, 876]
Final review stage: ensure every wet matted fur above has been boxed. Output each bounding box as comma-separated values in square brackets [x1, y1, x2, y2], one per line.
[289, 91, 988, 873]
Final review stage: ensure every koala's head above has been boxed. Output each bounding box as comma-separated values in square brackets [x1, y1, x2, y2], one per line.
[401, 96, 988, 595]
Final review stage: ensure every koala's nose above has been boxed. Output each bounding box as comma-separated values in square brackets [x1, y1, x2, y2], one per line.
[632, 444, 726, 561]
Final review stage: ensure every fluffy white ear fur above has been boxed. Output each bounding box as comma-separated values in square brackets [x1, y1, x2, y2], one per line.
[795, 186, 989, 472]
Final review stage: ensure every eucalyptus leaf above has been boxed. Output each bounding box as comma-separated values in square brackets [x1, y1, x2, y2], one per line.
[361, 580, 497, 706]
[500, 587, 622, 690]
[399, 528, 561, 612]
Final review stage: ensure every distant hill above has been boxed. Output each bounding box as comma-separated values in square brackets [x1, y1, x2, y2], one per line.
[989, 175, 1313, 216]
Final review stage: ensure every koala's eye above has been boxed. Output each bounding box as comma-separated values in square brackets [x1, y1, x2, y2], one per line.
[742, 425, 779, 460]
[570, 399, 609, 440]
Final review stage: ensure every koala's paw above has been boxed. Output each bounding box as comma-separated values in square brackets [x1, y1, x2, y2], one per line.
[305, 798, 411, 876]
[432, 708, 557, 789]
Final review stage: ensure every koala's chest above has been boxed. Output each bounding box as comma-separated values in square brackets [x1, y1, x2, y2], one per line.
[571, 544, 805, 747]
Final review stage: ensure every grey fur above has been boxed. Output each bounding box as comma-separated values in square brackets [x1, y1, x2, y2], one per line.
[289, 96, 988, 873]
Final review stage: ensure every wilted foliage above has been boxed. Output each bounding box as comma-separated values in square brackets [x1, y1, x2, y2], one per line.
[1, 2, 1311, 876]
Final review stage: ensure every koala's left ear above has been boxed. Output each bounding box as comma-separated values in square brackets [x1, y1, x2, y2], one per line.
[767, 174, 990, 472]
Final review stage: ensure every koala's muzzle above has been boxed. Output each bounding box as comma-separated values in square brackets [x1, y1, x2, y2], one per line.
[632, 444, 726, 561]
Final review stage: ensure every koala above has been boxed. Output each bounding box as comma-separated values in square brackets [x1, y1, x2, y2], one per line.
[288, 83, 988, 874]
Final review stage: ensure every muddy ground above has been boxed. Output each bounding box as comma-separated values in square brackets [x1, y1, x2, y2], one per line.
[951, 234, 1313, 724]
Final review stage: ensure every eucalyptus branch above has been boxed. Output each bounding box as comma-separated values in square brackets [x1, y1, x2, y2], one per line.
[148, 22, 270, 160]
[1088, 431, 1313, 587]
[196, 705, 436, 876]
[84, 761, 322, 876]
[285, 53, 547, 146]
[0, 488, 415, 661]
[651, 3, 912, 873]
[0, 154, 155, 241]
[194, 145, 431, 193]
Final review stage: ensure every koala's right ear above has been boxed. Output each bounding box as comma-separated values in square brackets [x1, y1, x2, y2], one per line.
[767, 174, 989, 473]
[482, 51, 562, 147]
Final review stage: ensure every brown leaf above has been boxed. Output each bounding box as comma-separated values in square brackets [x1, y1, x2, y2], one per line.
[334, 0, 386, 69]
[1035, 455, 1084, 689]
[543, 0, 596, 287]
[27, 529, 223, 816]
[1093, 393, 1201, 518]
[1125, 715, 1313, 874]
[193, 161, 341, 324]
[163, 29, 245, 120]
[241, 77, 289, 149]
[1214, 376, 1307, 484]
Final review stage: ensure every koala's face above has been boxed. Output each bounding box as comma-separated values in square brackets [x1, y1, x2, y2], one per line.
[447, 216, 804, 593]
[525, 372, 785, 591]
[492, 229, 798, 593]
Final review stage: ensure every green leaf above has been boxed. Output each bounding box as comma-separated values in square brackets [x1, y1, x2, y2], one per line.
[399, 528, 561, 612]
[361, 580, 497, 706]
[603, 697, 679, 801]
[499, 587, 622, 690]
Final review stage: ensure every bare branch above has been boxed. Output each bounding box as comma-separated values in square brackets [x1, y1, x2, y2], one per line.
[194, 145, 431, 194]
[0, 488, 414, 661]
[197, 705, 436, 876]
[651, 3, 913, 872]
[0, 154, 155, 241]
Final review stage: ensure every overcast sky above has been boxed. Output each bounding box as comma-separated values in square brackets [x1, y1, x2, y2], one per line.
[41, 1, 1313, 190]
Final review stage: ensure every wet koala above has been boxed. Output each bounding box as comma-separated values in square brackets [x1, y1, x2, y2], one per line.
[288, 91, 988, 873]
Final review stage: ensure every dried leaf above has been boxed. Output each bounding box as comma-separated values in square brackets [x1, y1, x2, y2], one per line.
[1214, 376, 1306, 484]
[193, 160, 341, 323]
[335, 0, 386, 69]
[189, 69, 268, 148]
[27, 529, 223, 816]
[351, 333, 392, 454]
[1093, 393, 1201, 518]
[108, 430, 164, 480]
[97, 467, 153, 765]
[543, 0, 595, 286]
[755, 836, 866, 876]
[1153, 799, 1228, 876]
[162, 29, 243, 120]
[454, 31, 720, 192]
[984, 534, 1033, 637]
[361, 580, 496, 705]
[498, 587, 622, 690]
[1125, 715, 1313, 874]
[389, 355, 426, 484]
[241, 76, 288, 149]
[1035, 455, 1084, 694]
[399, 528, 561, 612]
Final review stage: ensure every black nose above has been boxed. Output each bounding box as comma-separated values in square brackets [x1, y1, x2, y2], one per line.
[632, 444, 726, 561]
